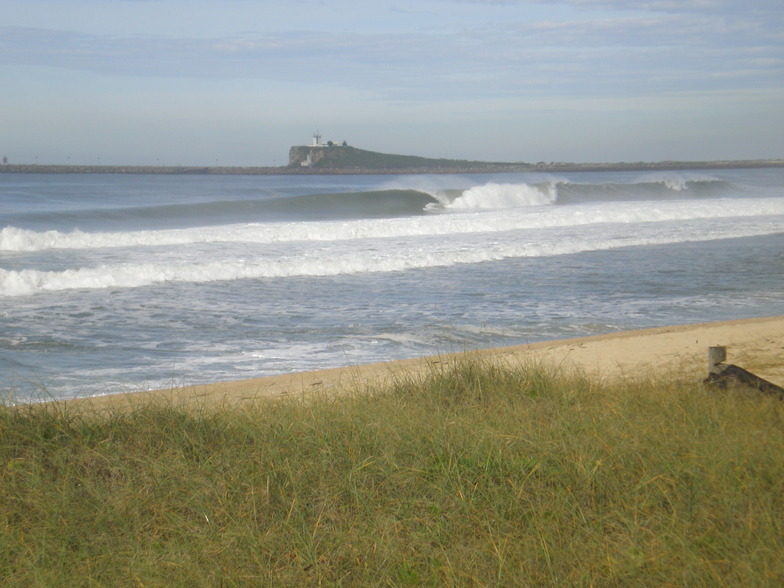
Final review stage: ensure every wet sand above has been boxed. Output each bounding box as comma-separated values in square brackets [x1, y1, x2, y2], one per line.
[66, 316, 783, 413]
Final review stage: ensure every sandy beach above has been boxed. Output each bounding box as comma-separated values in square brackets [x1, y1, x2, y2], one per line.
[64, 315, 783, 413]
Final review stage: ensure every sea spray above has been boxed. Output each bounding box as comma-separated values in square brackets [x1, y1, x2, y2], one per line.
[447, 182, 556, 209]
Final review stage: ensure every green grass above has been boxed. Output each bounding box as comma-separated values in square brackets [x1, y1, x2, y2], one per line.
[2, 359, 783, 586]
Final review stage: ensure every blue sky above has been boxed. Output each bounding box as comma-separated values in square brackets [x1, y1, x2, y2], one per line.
[2, 0, 782, 166]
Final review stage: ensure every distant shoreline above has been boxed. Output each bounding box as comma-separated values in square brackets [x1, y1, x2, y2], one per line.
[1, 159, 783, 176]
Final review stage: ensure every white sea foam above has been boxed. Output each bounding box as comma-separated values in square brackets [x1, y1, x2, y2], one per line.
[3, 196, 783, 253]
[2, 212, 780, 297]
[447, 182, 556, 209]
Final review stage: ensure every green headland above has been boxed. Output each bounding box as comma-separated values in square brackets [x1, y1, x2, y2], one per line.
[1, 142, 782, 175]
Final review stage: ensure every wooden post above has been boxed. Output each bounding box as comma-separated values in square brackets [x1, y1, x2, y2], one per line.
[705, 345, 784, 397]
[708, 346, 726, 375]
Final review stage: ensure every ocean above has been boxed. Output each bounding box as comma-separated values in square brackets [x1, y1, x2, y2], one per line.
[2, 167, 783, 403]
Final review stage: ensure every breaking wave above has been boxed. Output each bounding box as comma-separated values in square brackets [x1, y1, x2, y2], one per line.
[2, 171, 778, 297]
[2, 189, 440, 230]
[443, 182, 557, 209]
[432, 176, 737, 210]
[2, 194, 780, 253]
[2, 177, 740, 232]
[1, 218, 778, 298]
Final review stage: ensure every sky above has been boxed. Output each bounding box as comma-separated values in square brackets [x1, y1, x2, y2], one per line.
[1, 0, 783, 166]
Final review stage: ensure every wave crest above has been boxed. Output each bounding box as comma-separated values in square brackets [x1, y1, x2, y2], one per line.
[447, 182, 556, 210]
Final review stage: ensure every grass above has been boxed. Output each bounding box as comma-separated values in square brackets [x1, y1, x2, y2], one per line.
[1, 358, 783, 586]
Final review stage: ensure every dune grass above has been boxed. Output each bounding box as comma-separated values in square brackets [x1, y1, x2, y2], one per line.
[1, 359, 783, 586]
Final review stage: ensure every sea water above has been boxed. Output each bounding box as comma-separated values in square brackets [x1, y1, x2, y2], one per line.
[1, 168, 783, 402]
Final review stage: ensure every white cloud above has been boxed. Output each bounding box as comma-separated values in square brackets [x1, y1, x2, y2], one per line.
[3, 8, 780, 100]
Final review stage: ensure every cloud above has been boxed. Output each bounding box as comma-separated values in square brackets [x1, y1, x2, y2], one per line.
[1, 0, 781, 107]
[0, 26, 421, 80]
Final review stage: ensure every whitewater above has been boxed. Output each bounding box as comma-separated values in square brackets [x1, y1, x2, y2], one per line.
[2, 168, 783, 401]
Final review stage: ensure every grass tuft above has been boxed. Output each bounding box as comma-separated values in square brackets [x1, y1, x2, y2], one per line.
[1, 359, 783, 585]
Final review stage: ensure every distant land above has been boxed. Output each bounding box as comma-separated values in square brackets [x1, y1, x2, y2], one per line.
[1, 144, 782, 175]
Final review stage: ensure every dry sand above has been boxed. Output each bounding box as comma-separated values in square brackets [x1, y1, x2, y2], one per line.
[66, 315, 783, 413]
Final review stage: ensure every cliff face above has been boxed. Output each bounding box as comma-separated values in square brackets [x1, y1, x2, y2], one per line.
[288, 146, 326, 167]
[288, 145, 379, 168]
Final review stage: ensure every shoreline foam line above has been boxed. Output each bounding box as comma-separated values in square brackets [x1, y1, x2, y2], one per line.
[55, 315, 784, 413]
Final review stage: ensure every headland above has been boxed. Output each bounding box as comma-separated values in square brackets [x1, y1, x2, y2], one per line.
[1, 143, 782, 175]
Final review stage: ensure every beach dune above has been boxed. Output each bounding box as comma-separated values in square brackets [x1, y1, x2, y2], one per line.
[66, 315, 784, 413]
